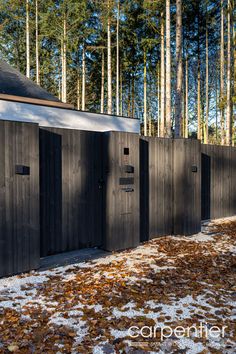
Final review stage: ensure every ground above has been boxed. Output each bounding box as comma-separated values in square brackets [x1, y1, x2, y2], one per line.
[0, 218, 235, 354]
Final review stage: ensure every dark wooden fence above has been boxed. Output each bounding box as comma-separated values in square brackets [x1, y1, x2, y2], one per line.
[201, 144, 236, 220]
[40, 128, 104, 256]
[0, 121, 39, 277]
[140, 138, 201, 241]
[1, 119, 236, 278]
[103, 132, 140, 251]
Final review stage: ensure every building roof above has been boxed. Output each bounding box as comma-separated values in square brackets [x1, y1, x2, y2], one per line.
[0, 60, 60, 102]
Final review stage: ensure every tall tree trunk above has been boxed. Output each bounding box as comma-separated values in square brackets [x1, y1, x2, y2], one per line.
[160, 12, 165, 137]
[215, 71, 218, 142]
[157, 62, 160, 137]
[226, 0, 231, 145]
[143, 50, 147, 136]
[101, 50, 105, 114]
[197, 59, 201, 140]
[205, 14, 209, 144]
[197, 8, 202, 141]
[166, 0, 172, 137]
[116, 0, 120, 115]
[26, 0, 30, 78]
[220, 0, 225, 145]
[77, 77, 80, 110]
[107, 0, 112, 114]
[120, 67, 123, 116]
[233, 10, 236, 145]
[61, 17, 67, 103]
[185, 54, 189, 138]
[131, 73, 135, 118]
[82, 47, 86, 111]
[35, 0, 40, 85]
[175, 0, 183, 138]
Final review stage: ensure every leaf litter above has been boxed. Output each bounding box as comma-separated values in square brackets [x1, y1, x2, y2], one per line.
[0, 218, 235, 353]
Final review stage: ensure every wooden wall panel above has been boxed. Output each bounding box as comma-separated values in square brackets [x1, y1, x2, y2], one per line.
[0, 120, 39, 277]
[173, 139, 201, 235]
[140, 137, 201, 240]
[201, 144, 236, 220]
[103, 132, 140, 251]
[40, 128, 103, 257]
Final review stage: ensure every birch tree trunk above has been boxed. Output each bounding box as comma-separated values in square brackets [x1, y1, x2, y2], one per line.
[174, 0, 183, 138]
[143, 50, 147, 136]
[61, 17, 67, 103]
[226, 0, 231, 145]
[101, 50, 105, 114]
[220, 0, 225, 145]
[107, 0, 112, 114]
[205, 18, 209, 144]
[26, 0, 30, 78]
[166, 0, 172, 137]
[82, 47, 86, 111]
[160, 12, 165, 137]
[185, 54, 189, 138]
[116, 0, 120, 116]
[35, 0, 40, 85]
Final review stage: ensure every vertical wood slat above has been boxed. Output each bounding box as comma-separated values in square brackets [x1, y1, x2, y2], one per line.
[103, 132, 140, 251]
[39, 127, 103, 257]
[0, 120, 39, 278]
[201, 144, 236, 220]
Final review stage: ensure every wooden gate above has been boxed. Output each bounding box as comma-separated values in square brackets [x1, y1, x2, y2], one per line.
[140, 137, 201, 239]
[40, 128, 104, 256]
[102, 132, 140, 251]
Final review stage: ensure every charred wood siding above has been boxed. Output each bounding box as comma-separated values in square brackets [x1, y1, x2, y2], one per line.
[140, 138, 201, 239]
[201, 144, 236, 220]
[0, 120, 39, 277]
[40, 128, 104, 257]
[102, 132, 140, 251]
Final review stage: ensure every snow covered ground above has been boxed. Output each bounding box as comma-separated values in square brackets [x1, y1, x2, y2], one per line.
[0, 217, 235, 353]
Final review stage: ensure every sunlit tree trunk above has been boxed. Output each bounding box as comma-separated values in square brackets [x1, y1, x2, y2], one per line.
[35, 0, 40, 85]
[143, 50, 147, 136]
[157, 62, 160, 137]
[82, 47, 86, 111]
[120, 68, 123, 116]
[197, 8, 202, 141]
[26, 0, 30, 78]
[131, 74, 135, 117]
[166, 0, 172, 137]
[107, 0, 112, 114]
[116, 0, 120, 115]
[185, 54, 189, 138]
[101, 50, 105, 114]
[61, 17, 67, 103]
[77, 70, 80, 110]
[175, 0, 183, 138]
[220, 0, 225, 145]
[205, 15, 209, 144]
[226, 0, 231, 145]
[160, 12, 165, 137]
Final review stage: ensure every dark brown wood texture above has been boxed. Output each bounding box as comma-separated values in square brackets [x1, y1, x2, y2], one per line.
[201, 144, 236, 220]
[0, 120, 39, 277]
[103, 132, 140, 251]
[140, 137, 201, 239]
[40, 128, 103, 256]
